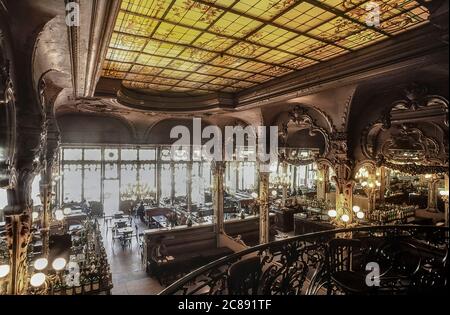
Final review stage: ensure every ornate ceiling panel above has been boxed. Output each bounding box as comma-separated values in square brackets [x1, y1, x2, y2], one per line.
[102, 0, 429, 95]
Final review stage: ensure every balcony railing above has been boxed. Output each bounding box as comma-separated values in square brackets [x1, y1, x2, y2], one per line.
[159, 225, 449, 295]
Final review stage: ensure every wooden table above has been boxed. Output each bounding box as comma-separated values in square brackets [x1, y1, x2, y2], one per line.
[152, 215, 168, 228]
[116, 227, 134, 235]
[294, 215, 335, 236]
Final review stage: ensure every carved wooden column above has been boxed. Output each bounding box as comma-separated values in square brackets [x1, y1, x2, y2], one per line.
[170, 162, 175, 205]
[378, 166, 386, 203]
[212, 161, 225, 244]
[444, 174, 449, 227]
[259, 165, 270, 244]
[316, 163, 329, 201]
[156, 148, 161, 205]
[329, 133, 355, 225]
[4, 208, 31, 295]
[281, 162, 288, 208]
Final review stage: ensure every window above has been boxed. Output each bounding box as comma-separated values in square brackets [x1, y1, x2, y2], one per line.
[64, 149, 82, 161]
[63, 164, 82, 203]
[121, 149, 138, 161]
[174, 164, 187, 197]
[140, 164, 156, 192]
[139, 149, 156, 161]
[84, 164, 101, 202]
[104, 149, 119, 161]
[84, 149, 101, 161]
[160, 164, 172, 201]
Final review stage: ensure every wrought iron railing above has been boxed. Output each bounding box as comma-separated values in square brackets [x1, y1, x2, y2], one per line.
[159, 225, 449, 295]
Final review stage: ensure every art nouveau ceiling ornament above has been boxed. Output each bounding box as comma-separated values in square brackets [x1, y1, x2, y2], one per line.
[362, 83, 448, 164]
[277, 105, 330, 156]
[101, 0, 429, 95]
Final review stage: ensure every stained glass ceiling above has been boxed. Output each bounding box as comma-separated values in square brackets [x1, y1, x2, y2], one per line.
[102, 0, 429, 95]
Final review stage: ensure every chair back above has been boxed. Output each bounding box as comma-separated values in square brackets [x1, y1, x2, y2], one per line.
[227, 257, 262, 295]
[328, 238, 362, 272]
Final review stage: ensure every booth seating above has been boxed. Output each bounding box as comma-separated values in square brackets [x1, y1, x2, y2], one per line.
[272, 207, 303, 232]
[144, 214, 275, 285]
[224, 214, 276, 247]
[145, 225, 233, 285]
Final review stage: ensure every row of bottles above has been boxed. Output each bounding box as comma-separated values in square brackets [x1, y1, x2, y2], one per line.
[52, 220, 112, 295]
[368, 204, 416, 224]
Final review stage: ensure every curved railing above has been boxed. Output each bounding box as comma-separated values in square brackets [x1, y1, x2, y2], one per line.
[159, 225, 449, 295]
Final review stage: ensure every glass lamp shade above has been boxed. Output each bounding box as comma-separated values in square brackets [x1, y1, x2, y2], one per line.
[341, 214, 350, 222]
[33, 258, 48, 271]
[54, 210, 64, 221]
[352, 206, 361, 213]
[30, 273, 46, 288]
[0, 265, 10, 278]
[251, 192, 258, 199]
[63, 207, 72, 215]
[357, 211, 365, 219]
[327, 210, 337, 218]
[52, 258, 67, 271]
[271, 190, 277, 197]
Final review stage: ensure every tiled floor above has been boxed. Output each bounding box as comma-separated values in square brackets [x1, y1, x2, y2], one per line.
[101, 218, 164, 295]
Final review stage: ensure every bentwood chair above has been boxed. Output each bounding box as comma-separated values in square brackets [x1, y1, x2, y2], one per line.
[227, 257, 262, 295]
[328, 238, 369, 295]
[120, 231, 133, 250]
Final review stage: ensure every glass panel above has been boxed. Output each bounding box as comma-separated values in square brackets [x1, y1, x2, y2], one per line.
[103, 0, 428, 94]
[139, 163, 156, 192]
[64, 149, 82, 161]
[103, 180, 120, 216]
[83, 164, 101, 202]
[104, 149, 119, 161]
[192, 163, 205, 206]
[105, 163, 118, 179]
[121, 149, 138, 161]
[120, 164, 138, 200]
[139, 149, 156, 161]
[240, 162, 256, 191]
[84, 149, 101, 161]
[160, 164, 172, 202]
[174, 164, 187, 197]
[63, 164, 82, 203]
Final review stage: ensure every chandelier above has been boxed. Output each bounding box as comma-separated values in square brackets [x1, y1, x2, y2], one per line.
[120, 182, 155, 201]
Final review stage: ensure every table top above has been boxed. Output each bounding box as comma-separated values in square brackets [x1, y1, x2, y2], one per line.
[117, 227, 134, 234]
[152, 215, 168, 228]
[114, 218, 130, 224]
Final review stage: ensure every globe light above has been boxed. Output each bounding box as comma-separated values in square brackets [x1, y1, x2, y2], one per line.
[32, 212, 39, 221]
[251, 192, 258, 199]
[357, 211, 365, 219]
[424, 174, 432, 179]
[271, 190, 277, 197]
[341, 214, 350, 223]
[327, 210, 337, 218]
[352, 206, 361, 213]
[33, 258, 48, 271]
[63, 207, 72, 215]
[30, 273, 46, 288]
[54, 210, 64, 221]
[361, 181, 368, 187]
[0, 265, 10, 278]
[52, 258, 67, 271]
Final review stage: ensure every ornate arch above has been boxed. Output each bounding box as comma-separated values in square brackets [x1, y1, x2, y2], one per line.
[273, 105, 332, 157]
